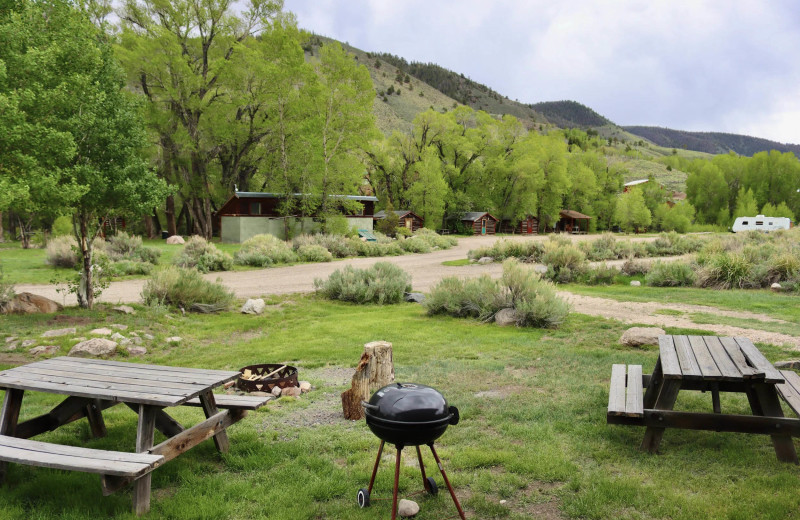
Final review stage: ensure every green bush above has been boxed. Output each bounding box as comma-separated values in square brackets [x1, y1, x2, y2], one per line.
[580, 263, 619, 285]
[297, 244, 333, 262]
[415, 228, 458, 249]
[323, 214, 353, 237]
[175, 236, 233, 273]
[314, 262, 411, 304]
[646, 232, 704, 256]
[645, 261, 696, 287]
[621, 258, 650, 276]
[398, 236, 432, 253]
[501, 260, 570, 327]
[235, 234, 297, 267]
[141, 266, 234, 309]
[354, 240, 404, 257]
[467, 239, 544, 262]
[51, 216, 73, 237]
[106, 260, 154, 276]
[424, 275, 506, 321]
[45, 235, 79, 268]
[395, 226, 412, 238]
[106, 232, 160, 264]
[541, 243, 587, 282]
[695, 253, 753, 289]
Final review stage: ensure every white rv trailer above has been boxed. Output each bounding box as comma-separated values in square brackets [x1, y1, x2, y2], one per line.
[731, 215, 792, 233]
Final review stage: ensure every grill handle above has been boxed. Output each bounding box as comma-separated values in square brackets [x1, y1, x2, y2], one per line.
[361, 401, 379, 412]
[449, 406, 460, 425]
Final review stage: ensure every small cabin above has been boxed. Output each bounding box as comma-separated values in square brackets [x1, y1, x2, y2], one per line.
[556, 209, 591, 234]
[216, 191, 377, 242]
[732, 215, 792, 233]
[498, 215, 539, 234]
[374, 210, 424, 232]
[461, 212, 499, 235]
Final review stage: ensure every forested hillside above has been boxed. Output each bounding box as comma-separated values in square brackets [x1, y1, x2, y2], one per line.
[529, 100, 611, 128]
[624, 126, 800, 157]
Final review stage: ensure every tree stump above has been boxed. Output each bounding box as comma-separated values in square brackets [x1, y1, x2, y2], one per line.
[341, 341, 395, 420]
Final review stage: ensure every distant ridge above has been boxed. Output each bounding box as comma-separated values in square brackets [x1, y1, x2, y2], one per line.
[529, 100, 611, 128]
[623, 126, 800, 157]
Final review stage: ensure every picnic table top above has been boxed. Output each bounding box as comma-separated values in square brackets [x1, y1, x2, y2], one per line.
[657, 335, 784, 384]
[0, 357, 240, 407]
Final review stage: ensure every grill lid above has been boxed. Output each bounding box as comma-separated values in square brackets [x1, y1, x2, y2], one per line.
[364, 383, 456, 424]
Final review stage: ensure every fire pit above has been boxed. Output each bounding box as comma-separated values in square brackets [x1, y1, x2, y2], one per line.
[237, 364, 298, 393]
[357, 383, 465, 520]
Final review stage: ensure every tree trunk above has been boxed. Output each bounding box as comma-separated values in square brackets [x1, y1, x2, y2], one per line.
[143, 215, 154, 239]
[341, 352, 371, 421]
[76, 215, 94, 309]
[165, 195, 177, 237]
[151, 209, 162, 239]
[364, 341, 394, 389]
[17, 216, 30, 249]
[341, 341, 395, 421]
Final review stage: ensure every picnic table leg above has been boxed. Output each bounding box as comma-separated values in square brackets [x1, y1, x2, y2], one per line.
[750, 383, 798, 464]
[643, 360, 663, 409]
[0, 389, 23, 484]
[133, 405, 157, 515]
[85, 398, 107, 439]
[199, 391, 229, 453]
[641, 379, 681, 453]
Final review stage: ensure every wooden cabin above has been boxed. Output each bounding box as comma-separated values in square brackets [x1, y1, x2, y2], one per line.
[498, 215, 539, 234]
[374, 210, 424, 232]
[215, 191, 377, 242]
[556, 209, 591, 234]
[461, 212, 499, 235]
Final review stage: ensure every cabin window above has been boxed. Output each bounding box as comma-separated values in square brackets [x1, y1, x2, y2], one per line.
[249, 202, 261, 215]
[755, 221, 763, 226]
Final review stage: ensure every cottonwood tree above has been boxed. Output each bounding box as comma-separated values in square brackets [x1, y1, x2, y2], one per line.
[615, 187, 652, 233]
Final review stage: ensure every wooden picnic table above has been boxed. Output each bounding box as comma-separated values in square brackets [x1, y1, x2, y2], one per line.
[608, 335, 800, 463]
[0, 357, 270, 514]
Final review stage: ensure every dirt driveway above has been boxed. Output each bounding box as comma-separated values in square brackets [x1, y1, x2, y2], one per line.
[14, 234, 799, 347]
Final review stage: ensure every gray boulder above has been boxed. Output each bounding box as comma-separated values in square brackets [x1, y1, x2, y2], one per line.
[398, 499, 420, 517]
[241, 298, 266, 315]
[620, 327, 665, 347]
[166, 235, 185, 245]
[41, 327, 76, 338]
[495, 308, 518, 327]
[113, 305, 135, 315]
[630, 280, 641, 287]
[30, 345, 59, 356]
[771, 283, 783, 292]
[2, 292, 62, 314]
[404, 292, 426, 303]
[477, 256, 494, 265]
[89, 327, 113, 336]
[21, 339, 37, 347]
[69, 338, 118, 357]
[126, 346, 147, 356]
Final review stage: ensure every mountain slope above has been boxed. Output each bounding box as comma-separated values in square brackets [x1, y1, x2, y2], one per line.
[623, 126, 800, 157]
[529, 100, 611, 128]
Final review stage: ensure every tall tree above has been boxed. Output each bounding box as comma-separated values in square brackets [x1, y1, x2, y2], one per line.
[615, 187, 652, 233]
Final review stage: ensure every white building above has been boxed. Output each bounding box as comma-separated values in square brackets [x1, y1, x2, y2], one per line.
[731, 215, 792, 233]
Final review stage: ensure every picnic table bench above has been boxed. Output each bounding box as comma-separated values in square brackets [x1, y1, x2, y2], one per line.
[608, 335, 800, 463]
[0, 357, 270, 514]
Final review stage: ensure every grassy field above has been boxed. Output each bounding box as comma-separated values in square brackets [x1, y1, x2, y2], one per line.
[1, 294, 800, 519]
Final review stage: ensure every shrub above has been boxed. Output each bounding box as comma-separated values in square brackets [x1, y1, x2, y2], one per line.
[45, 235, 79, 268]
[354, 240, 404, 257]
[398, 237, 432, 254]
[395, 226, 412, 238]
[0, 265, 14, 310]
[314, 262, 411, 304]
[621, 258, 650, 276]
[235, 234, 297, 267]
[767, 252, 800, 284]
[52, 216, 73, 237]
[581, 263, 619, 285]
[297, 244, 333, 262]
[175, 236, 233, 273]
[415, 228, 458, 249]
[106, 232, 160, 264]
[106, 260, 154, 276]
[646, 232, 704, 257]
[541, 243, 587, 282]
[501, 260, 570, 327]
[141, 266, 234, 309]
[323, 214, 353, 237]
[467, 239, 543, 262]
[424, 275, 506, 321]
[646, 261, 696, 287]
[695, 253, 753, 289]
[313, 234, 358, 258]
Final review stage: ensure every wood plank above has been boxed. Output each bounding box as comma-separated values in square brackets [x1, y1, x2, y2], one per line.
[184, 394, 272, 410]
[641, 379, 681, 453]
[703, 336, 742, 381]
[607, 364, 626, 415]
[0, 388, 23, 484]
[658, 336, 682, 379]
[133, 405, 157, 515]
[15, 398, 118, 440]
[688, 336, 722, 380]
[625, 365, 644, 416]
[750, 382, 797, 463]
[719, 337, 761, 378]
[776, 371, 800, 417]
[673, 335, 702, 380]
[0, 371, 203, 398]
[735, 337, 784, 383]
[32, 359, 236, 385]
[0, 377, 185, 406]
[199, 391, 229, 453]
[0, 443, 160, 477]
[18, 365, 210, 391]
[640, 409, 800, 437]
[85, 399, 107, 439]
[45, 357, 237, 377]
[0, 436, 163, 466]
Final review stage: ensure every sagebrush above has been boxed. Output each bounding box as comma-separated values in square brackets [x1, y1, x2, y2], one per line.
[314, 262, 411, 304]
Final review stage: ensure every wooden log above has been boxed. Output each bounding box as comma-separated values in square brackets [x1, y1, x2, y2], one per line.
[364, 341, 394, 390]
[341, 352, 371, 420]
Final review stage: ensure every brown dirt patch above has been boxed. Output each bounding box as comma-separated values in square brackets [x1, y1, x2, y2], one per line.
[0, 353, 28, 365]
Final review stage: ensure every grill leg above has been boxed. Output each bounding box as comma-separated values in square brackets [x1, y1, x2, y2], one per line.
[392, 447, 403, 520]
[415, 445, 430, 492]
[368, 440, 384, 494]
[428, 443, 466, 520]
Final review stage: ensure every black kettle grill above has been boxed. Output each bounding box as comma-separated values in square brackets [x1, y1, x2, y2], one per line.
[357, 383, 465, 520]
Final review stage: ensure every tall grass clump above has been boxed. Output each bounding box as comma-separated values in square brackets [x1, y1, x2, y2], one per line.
[398, 236, 432, 254]
[467, 239, 544, 263]
[141, 266, 234, 309]
[645, 261, 696, 287]
[414, 228, 458, 249]
[314, 262, 411, 304]
[646, 232, 704, 256]
[105, 232, 160, 264]
[45, 235, 79, 268]
[175, 236, 233, 273]
[425, 259, 570, 328]
[541, 242, 587, 283]
[235, 234, 297, 267]
[297, 244, 333, 262]
[695, 253, 754, 289]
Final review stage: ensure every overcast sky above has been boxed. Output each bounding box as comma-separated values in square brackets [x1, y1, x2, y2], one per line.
[287, 0, 800, 145]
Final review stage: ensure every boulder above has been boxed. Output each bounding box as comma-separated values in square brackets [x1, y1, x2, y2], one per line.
[142, 333, 155, 341]
[271, 386, 282, 397]
[89, 328, 113, 336]
[249, 391, 270, 398]
[5, 337, 17, 343]
[299, 381, 312, 393]
[403, 292, 426, 303]
[241, 298, 266, 315]
[21, 339, 37, 348]
[69, 338, 118, 357]
[111, 324, 129, 330]
[126, 346, 147, 356]
[620, 327, 665, 347]
[29, 345, 59, 356]
[5, 342, 18, 351]
[2, 292, 62, 314]
[165, 336, 182, 343]
[630, 280, 641, 287]
[398, 499, 420, 517]
[477, 256, 494, 265]
[495, 308, 518, 327]
[113, 305, 136, 315]
[166, 235, 185, 245]
[110, 332, 127, 341]
[41, 327, 76, 338]
[771, 283, 783, 292]
[281, 386, 302, 397]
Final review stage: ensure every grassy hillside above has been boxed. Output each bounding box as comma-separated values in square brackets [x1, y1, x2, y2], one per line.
[529, 100, 610, 128]
[623, 126, 800, 157]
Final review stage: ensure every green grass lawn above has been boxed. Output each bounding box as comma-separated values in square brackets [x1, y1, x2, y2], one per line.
[1, 296, 800, 519]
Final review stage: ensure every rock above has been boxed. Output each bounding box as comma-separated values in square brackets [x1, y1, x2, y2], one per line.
[249, 391, 270, 397]
[69, 338, 118, 357]
[495, 308, 518, 327]
[403, 292, 426, 303]
[126, 346, 147, 356]
[299, 381, 312, 393]
[165, 336, 182, 343]
[630, 280, 641, 287]
[142, 333, 154, 340]
[5, 342, 18, 351]
[5, 337, 17, 343]
[533, 264, 548, 275]
[166, 235, 185, 245]
[620, 327, 665, 347]
[119, 338, 131, 346]
[129, 331, 139, 337]
[271, 386, 282, 397]
[113, 305, 135, 315]
[30, 345, 59, 356]
[771, 283, 783, 292]
[241, 298, 266, 315]
[89, 328, 113, 336]
[21, 339, 37, 348]
[398, 499, 420, 517]
[281, 386, 301, 397]
[2, 292, 62, 314]
[499, 499, 507, 505]
[775, 360, 800, 370]
[111, 324, 128, 331]
[129, 336, 143, 345]
[477, 256, 494, 265]
[110, 332, 127, 341]
[41, 327, 76, 338]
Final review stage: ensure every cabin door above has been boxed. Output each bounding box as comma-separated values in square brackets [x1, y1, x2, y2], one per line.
[481, 219, 487, 235]
[405, 218, 413, 229]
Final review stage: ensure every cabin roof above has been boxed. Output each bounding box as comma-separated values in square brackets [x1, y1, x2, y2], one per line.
[560, 209, 592, 219]
[623, 179, 649, 187]
[462, 211, 498, 221]
[374, 209, 421, 219]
